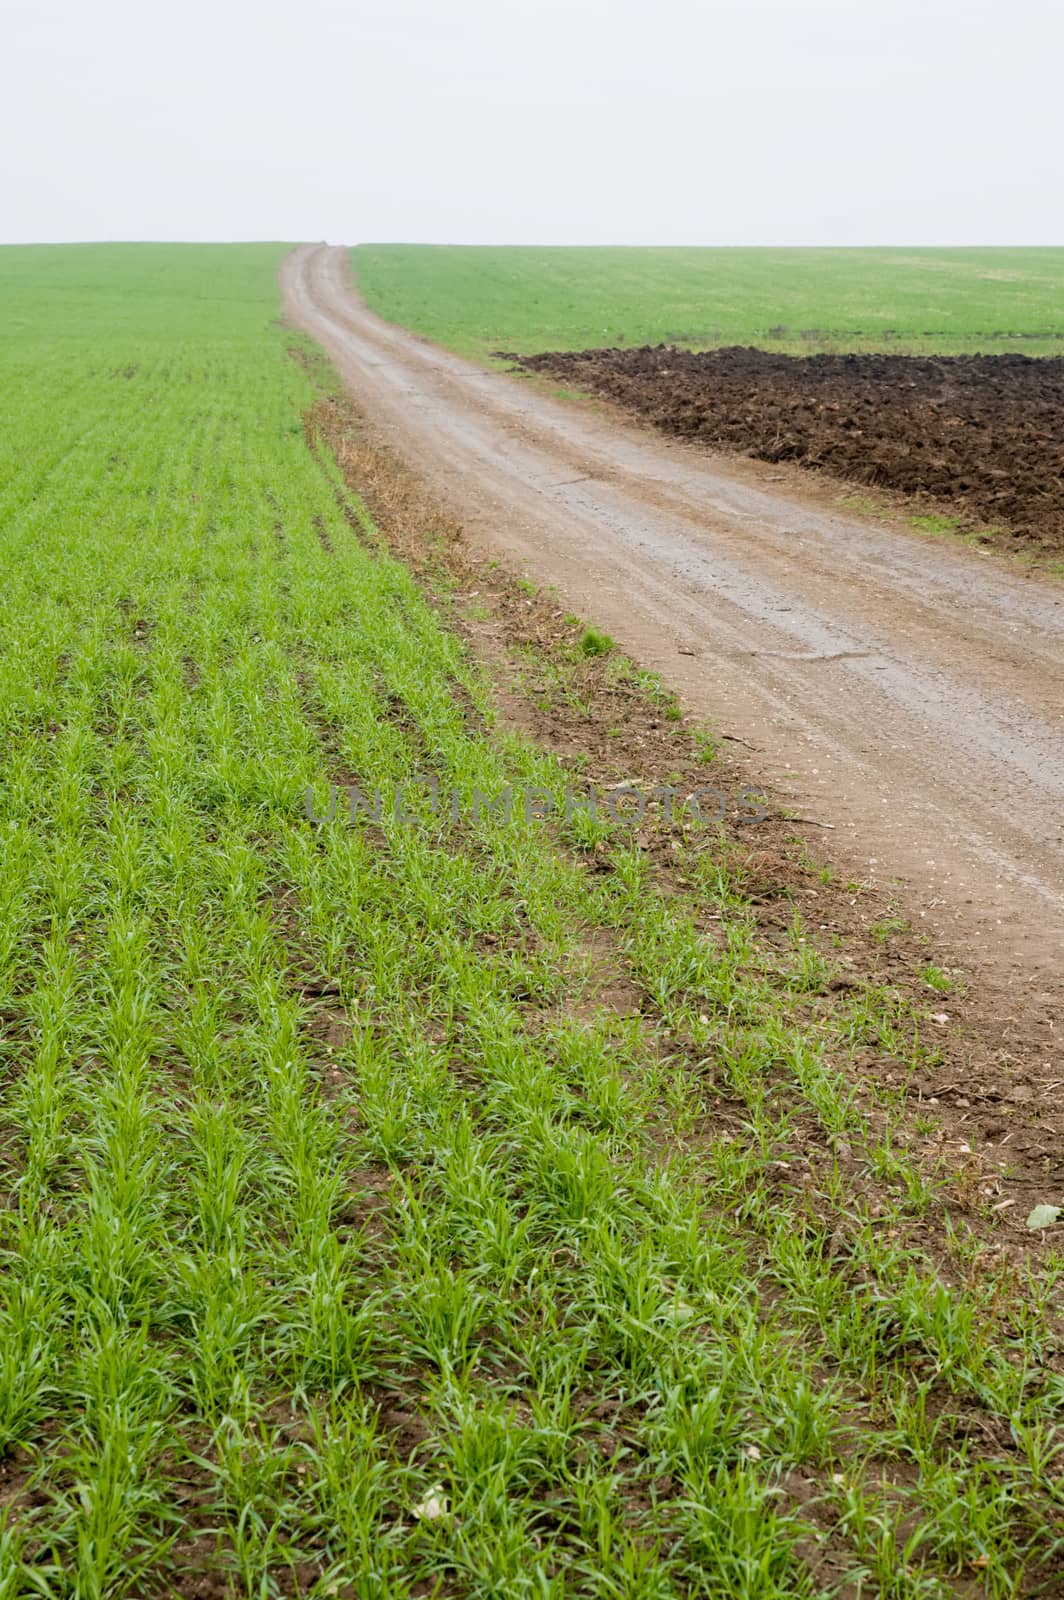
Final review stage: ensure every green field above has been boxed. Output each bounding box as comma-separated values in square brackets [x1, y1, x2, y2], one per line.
[0, 244, 1060, 1596]
[352, 244, 1064, 361]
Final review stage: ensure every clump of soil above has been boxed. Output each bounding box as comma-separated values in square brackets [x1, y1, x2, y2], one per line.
[501, 346, 1064, 555]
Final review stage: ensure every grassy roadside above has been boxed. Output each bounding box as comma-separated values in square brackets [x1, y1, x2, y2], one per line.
[351, 245, 1064, 363]
[0, 246, 1060, 1597]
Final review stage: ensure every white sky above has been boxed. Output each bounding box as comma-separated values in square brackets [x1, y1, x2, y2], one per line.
[3, 0, 1061, 246]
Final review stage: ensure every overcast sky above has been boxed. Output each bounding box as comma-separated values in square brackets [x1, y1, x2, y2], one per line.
[3, 0, 1060, 246]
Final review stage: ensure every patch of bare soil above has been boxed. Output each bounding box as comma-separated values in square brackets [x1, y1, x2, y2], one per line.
[501, 347, 1064, 556]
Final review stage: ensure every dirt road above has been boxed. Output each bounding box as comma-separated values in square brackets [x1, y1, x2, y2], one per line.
[282, 245, 1064, 999]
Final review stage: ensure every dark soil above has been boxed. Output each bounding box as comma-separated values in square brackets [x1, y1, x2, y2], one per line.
[500, 346, 1064, 555]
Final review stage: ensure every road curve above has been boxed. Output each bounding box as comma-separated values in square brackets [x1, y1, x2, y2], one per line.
[282, 244, 1064, 997]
